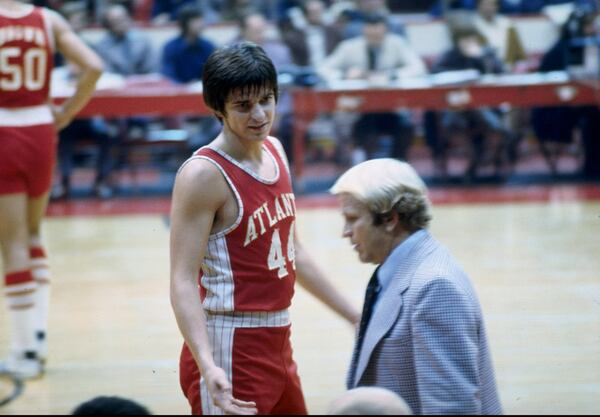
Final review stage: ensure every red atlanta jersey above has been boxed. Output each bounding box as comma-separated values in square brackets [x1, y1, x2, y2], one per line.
[191, 137, 297, 312]
[0, 5, 54, 108]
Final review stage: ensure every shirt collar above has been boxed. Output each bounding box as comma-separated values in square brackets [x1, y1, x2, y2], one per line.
[377, 229, 427, 293]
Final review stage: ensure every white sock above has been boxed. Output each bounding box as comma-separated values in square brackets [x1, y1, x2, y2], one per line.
[30, 245, 51, 344]
[4, 270, 37, 355]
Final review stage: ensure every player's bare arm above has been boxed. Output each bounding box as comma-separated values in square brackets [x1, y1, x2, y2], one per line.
[47, 9, 102, 130]
[170, 158, 257, 415]
[268, 139, 360, 326]
[295, 238, 361, 325]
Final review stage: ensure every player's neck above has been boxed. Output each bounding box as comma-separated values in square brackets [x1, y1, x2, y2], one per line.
[214, 131, 265, 163]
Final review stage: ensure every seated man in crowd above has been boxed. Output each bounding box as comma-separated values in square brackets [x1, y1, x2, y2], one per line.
[334, 0, 406, 39]
[160, 5, 219, 151]
[426, 25, 516, 180]
[318, 12, 427, 164]
[151, 0, 219, 24]
[279, 0, 343, 68]
[161, 5, 215, 84]
[472, 0, 526, 69]
[96, 4, 156, 77]
[94, 4, 158, 192]
[531, 7, 600, 179]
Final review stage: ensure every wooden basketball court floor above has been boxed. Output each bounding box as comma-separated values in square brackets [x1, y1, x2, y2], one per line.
[1, 185, 599, 415]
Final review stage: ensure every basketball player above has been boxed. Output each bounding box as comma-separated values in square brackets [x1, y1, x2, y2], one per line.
[0, 0, 102, 379]
[170, 42, 360, 415]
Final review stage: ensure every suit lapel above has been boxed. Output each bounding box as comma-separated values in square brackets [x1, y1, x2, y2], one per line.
[352, 231, 438, 386]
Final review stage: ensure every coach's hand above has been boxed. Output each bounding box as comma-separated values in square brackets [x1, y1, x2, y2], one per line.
[205, 366, 257, 415]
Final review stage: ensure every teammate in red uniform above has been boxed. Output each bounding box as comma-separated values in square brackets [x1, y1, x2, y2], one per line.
[0, 0, 102, 379]
[170, 42, 360, 415]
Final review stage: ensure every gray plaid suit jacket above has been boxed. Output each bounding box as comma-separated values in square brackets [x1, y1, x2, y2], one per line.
[347, 230, 502, 415]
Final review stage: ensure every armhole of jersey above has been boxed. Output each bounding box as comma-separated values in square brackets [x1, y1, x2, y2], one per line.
[178, 155, 244, 239]
[266, 136, 291, 177]
[40, 8, 55, 53]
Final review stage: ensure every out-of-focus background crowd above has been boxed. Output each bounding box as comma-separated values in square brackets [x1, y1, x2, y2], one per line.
[43, 0, 600, 199]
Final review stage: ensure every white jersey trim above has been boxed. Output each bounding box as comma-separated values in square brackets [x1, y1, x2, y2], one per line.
[40, 8, 55, 53]
[266, 136, 291, 177]
[205, 140, 280, 185]
[0, 105, 53, 126]
[0, 5, 35, 19]
[201, 234, 235, 312]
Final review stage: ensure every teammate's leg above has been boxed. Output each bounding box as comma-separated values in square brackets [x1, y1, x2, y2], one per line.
[27, 192, 52, 364]
[0, 193, 41, 379]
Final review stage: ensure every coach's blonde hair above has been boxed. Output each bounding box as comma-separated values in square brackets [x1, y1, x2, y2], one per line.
[330, 158, 431, 230]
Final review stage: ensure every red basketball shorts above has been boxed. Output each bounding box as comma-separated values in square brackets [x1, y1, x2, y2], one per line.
[0, 123, 56, 197]
[180, 321, 307, 415]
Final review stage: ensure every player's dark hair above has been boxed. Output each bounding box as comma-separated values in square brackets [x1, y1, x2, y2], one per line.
[202, 42, 279, 121]
[72, 395, 151, 415]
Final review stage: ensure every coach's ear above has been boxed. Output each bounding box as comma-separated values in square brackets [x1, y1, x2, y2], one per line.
[383, 210, 400, 233]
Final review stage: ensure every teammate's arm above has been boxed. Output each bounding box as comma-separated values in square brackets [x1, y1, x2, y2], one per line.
[47, 9, 103, 130]
[169, 159, 257, 415]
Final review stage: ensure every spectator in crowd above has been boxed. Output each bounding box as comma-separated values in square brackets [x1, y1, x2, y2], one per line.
[151, 0, 220, 24]
[96, 4, 156, 76]
[52, 2, 120, 199]
[429, 0, 577, 17]
[427, 25, 516, 180]
[151, 0, 196, 23]
[330, 158, 502, 415]
[161, 5, 215, 84]
[328, 387, 412, 415]
[472, 0, 525, 67]
[334, 0, 406, 39]
[238, 11, 294, 69]
[279, 0, 343, 67]
[86, 0, 140, 24]
[160, 5, 218, 150]
[317, 12, 427, 163]
[237, 11, 297, 161]
[530, 7, 600, 179]
[219, 0, 273, 22]
[94, 4, 158, 190]
[72, 395, 151, 415]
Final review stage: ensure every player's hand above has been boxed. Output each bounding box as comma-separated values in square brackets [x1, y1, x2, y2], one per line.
[51, 105, 74, 131]
[205, 366, 257, 415]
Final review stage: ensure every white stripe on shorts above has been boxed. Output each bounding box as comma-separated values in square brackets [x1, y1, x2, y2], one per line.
[206, 309, 291, 328]
[0, 105, 53, 127]
[199, 309, 290, 414]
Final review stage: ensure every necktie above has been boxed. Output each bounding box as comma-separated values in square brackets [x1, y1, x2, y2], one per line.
[367, 47, 378, 71]
[349, 267, 381, 385]
[357, 267, 381, 351]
